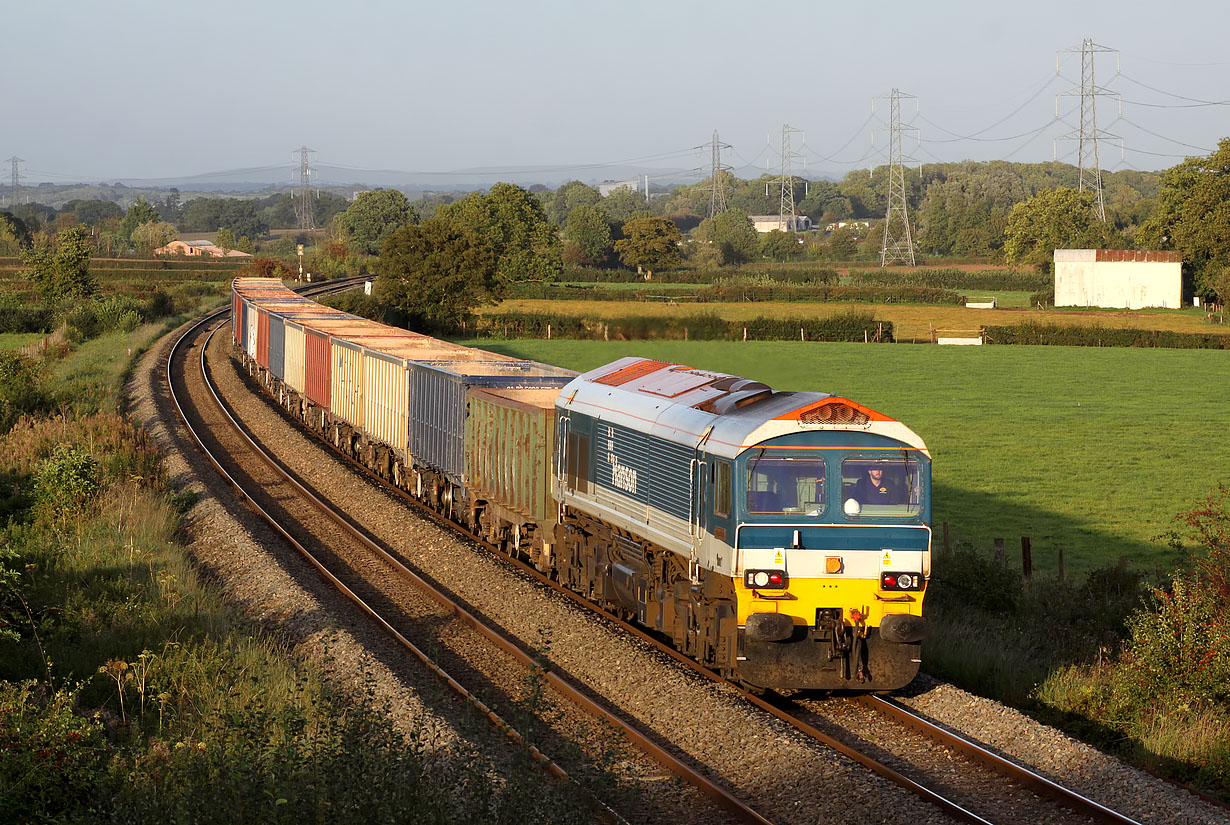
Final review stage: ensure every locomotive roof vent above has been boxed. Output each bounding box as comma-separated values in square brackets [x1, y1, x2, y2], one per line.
[799, 401, 870, 425]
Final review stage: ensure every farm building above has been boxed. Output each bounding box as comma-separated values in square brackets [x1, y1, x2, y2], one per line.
[749, 215, 812, 233]
[1053, 249, 1182, 310]
[155, 239, 251, 258]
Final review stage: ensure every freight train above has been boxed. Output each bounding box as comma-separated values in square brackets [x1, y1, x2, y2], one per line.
[231, 277, 931, 691]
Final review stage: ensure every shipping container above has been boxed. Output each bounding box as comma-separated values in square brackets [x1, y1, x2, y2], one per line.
[408, 359, 575, 484]
[466, 387, 560, 527]
[269, 314, 286, 380]
[231, 291, 242, 344]
[330, 338, 365, 430]
[284, 321, 306, 394]
[245, 299, 258, 358]
[304, 327, 331, 409]
[256, 309, 270, 369]
[363, 349, 410, 458]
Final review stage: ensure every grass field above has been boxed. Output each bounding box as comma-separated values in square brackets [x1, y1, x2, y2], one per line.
[488, 299, 1228, 343]
[457, 338, 1229, 580]
[0, 332, 44, 350]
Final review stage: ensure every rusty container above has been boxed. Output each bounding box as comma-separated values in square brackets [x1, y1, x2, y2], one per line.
[466, 387, 561, 527]
[256, 309, 270, 369]
[304, 327, 331, 409]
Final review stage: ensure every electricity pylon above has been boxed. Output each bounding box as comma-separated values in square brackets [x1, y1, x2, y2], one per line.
[874, 89, 919, 266]
[4, 157, 23, 207]
[293, 146, 315, 231]
[1056, 39, 1120, 223]
[705, 130, 731, 218]
[777, 124, 803, 231]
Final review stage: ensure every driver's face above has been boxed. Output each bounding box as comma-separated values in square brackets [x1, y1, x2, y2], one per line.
[868, 468, 883, 480]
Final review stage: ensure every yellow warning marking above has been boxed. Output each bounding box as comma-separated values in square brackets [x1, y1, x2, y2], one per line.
[881, 550, 893, 566]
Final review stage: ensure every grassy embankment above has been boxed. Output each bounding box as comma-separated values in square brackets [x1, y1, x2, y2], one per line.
[0, 313, 597, 822]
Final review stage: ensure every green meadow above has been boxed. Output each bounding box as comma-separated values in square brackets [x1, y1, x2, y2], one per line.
[460, 338, 1229, 580]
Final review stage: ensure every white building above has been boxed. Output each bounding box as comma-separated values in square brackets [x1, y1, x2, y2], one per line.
[748, 215, 812, 233]
[1053, 249, 1182, 310]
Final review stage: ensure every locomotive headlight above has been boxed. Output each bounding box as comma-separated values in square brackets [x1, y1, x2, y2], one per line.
[881, 571, 923, 591]
[744, 569, 789, 589]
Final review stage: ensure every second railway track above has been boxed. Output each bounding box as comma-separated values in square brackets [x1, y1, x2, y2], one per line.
[151, 289, 1224, 825]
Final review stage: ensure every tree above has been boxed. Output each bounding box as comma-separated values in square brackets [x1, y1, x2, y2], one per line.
[1137, 137, 1230, 298]
[563, 204, 612, 264]
[693, 209, 758, 265]
[23, 226, 96, 302]
[760, 229, 802, 262]
[374, 218, 500, 331]
[337, 189, 418, 255]
[546, 180, 601, 226]
[1003, 187, 1115, 271]
[179, 198, 227, 233]
[436, 183, 561, 284]
[131, 221, 177, 256]
[0, 211, 31, 256]
[601, 186, 649, 222]
[218, 200, 269, 240]
[119, 198, 161, 242]
[214, 228, 238, 252]
[826, 226, 859, 259]
[61, 200, 123, 227]
[614, 217, 681, 279]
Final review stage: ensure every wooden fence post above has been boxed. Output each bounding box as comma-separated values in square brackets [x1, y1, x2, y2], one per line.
[1057, 547, 1064, 581]
[993, 538, 1005, 564]
[547, 324, 551, 340]
[1021, 536, 1032, 580]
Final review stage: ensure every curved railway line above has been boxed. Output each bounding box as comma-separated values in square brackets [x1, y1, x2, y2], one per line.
[155, 284, 1217, 825]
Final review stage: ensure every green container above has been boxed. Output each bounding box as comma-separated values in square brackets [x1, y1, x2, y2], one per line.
[465, 387, 561, 529]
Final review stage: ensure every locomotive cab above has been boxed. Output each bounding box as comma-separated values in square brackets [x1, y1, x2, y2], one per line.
[731, 432, 931, 691]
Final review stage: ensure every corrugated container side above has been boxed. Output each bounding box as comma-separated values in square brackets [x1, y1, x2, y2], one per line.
[245, 299, 258, 358]
[232, 292, 241, 344]
[256, 309, 270, 369]
[284, 321, 306, 394]
[269, 314, 286, 380]
[363, 350, 409, 457]
[408, 366, 468, 482]
[466, 388, 558, 526]
[304, 328, 331, 409]
[331, 338, 365, 429]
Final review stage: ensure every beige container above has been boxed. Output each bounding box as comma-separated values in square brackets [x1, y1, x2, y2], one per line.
[363, 348, 410, 457]
[283, 321, 306, 395]
[331, 338, 366, 430]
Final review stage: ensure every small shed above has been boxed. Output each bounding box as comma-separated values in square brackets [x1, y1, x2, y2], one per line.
[1054, 249, 1182, 310]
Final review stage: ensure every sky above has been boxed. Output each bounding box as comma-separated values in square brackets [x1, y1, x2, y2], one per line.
[6, 0, 1229, 188]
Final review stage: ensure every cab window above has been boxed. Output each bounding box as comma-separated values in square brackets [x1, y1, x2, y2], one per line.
[746, 453, 825, 515]
[841, 456, 922, 518]
[714, 461, 732, 518]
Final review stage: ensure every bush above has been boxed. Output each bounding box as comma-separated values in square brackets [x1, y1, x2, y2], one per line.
[61, 295, 146, 342]
[34, 443, 100, 515]
[846, 268, 1050, 292]
[0, 352, 51, 433]
[0, 296, 53, 334]
[986, 322, 1230, 349]
[0, 682, 109, 822]
[469, 311, 891, 342]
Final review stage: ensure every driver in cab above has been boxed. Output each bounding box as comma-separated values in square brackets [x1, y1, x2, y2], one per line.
[851, 465, 899, 505]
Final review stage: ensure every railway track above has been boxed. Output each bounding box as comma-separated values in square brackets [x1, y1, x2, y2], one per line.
[159, 287, 1188, 825]
[167, 301, 777, 825]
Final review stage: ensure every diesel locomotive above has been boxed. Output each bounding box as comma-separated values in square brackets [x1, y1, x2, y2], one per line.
[232, 278, 931, 691]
